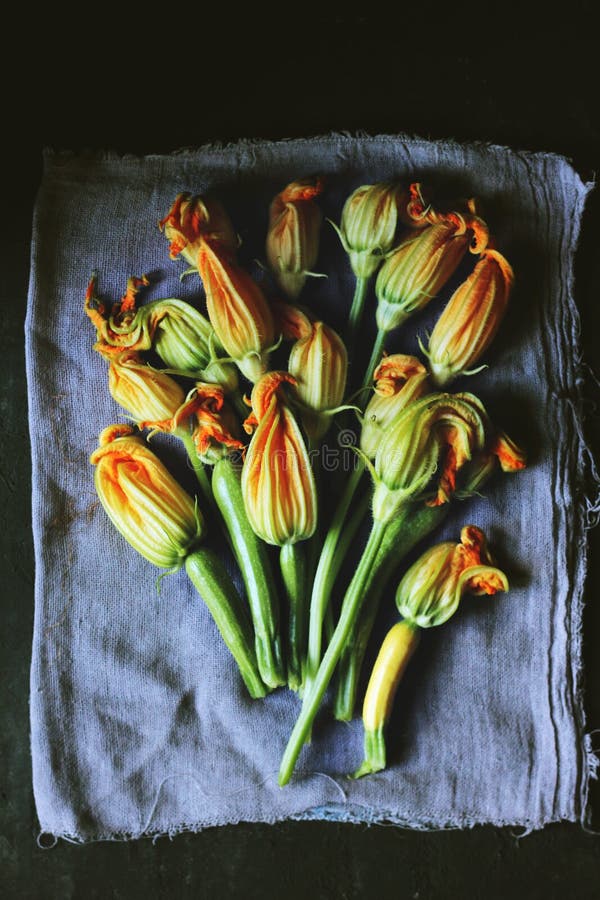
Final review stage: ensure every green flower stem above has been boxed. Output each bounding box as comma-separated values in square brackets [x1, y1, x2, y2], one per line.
[345, 276, 370, 357]
[178, 430, 215, 513]
[177, 430, 234, 553]
[363, 327, 387, 389]
[280, 541, 309, 692]
[278, 519, 387, 786]
[185, 548, 267, 700]
[334, 502, 450, 720]
[212, 458, 286, 689]
[304, 462, 367, 695]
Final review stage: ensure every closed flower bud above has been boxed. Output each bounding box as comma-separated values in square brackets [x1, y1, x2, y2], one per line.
[266, 177, 324, 299]
[159, 193, 238, 266]
[396, 525, 508, 628]
[173, 383, 244, 465]
[99, 348, 186, 428]
[428, 249, 514, 386]
[149, 299, 239, 392]
[375, 217, 486, 333]
[371, 392, 489, 523]
[241, 372, 317, 545]
[281, 304, 348, 442]
[360, 354, 430, 458]
[90, 425, 203, 568]
[198, 239, 276, 382]
[336, 182, 407, 279]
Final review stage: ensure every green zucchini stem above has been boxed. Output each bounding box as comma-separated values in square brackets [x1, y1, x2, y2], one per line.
[185, 548, 267, 699]
[278, 519, 387, 785]
[334, 502, 450, 720]
[212, 458, 285, 689]
[280, 541, 309, 692]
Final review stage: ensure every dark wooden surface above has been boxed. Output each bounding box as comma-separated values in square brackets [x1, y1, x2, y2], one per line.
[3, 9, 600, 898]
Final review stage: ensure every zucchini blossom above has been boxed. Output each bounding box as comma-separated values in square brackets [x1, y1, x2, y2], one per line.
[90, 425, 203, 568]
[355, 526, 508, 777]
[241, 372, 317, 545]
[266, 177, 324, 299]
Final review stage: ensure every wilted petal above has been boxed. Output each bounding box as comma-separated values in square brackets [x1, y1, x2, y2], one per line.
[85, 274, 152, 352]
[159, 193, 238, 266]
[173, 383, 244, 464]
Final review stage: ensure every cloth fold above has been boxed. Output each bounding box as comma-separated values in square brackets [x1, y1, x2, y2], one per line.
[26, 135, 596, 841]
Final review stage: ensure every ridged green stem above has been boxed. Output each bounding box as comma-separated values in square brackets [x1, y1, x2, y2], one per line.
[345, 276, 370, 358]
[280, 541, 309, 692]
[363, 327, 387, 388]
[334, 502, 450, 720]
[304, 462, 367, 695]
[278, 519, 387, 785]
[212, 458, 285, 689]
[178, 430, 235, 554]
[178, 430, 215, 514]
[185, 549, 267, 699]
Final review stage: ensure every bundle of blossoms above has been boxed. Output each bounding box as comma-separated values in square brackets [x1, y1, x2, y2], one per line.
[85, 179, 525, 786]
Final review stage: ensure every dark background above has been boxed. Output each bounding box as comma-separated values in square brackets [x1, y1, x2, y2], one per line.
[3, 7, 600, 898]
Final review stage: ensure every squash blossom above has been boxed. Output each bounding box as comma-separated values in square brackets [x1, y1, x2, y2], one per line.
[266, 176, 324, 299]
[97, 347, 186, 429]
[335, 182, 407, 279]
[277, 303, 348, 442]
[241, 371, 317, 545]
[355, 526, 508, 777]
[371, 392, 489, 524]
[427, 249, 515, 386]
[375, 213, 488, 333]
[395, 524, 508, 627]
[85, 275, 238, 391]
[360, 354, 430, 459]
[197, 238, 276, 383]
[172, 383, 244, 465]
[159, 192, 238, 265]
[90, 425, 203, 568]
[160, 192, 275, 381]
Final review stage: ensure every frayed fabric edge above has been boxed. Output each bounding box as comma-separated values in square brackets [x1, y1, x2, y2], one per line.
[35, 805, 580, 847]
[555, 172, 600, 830]
[41, 132, 591, 182]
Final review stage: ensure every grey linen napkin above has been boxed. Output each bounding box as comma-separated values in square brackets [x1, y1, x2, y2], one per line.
[26, 136, 598, 842]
